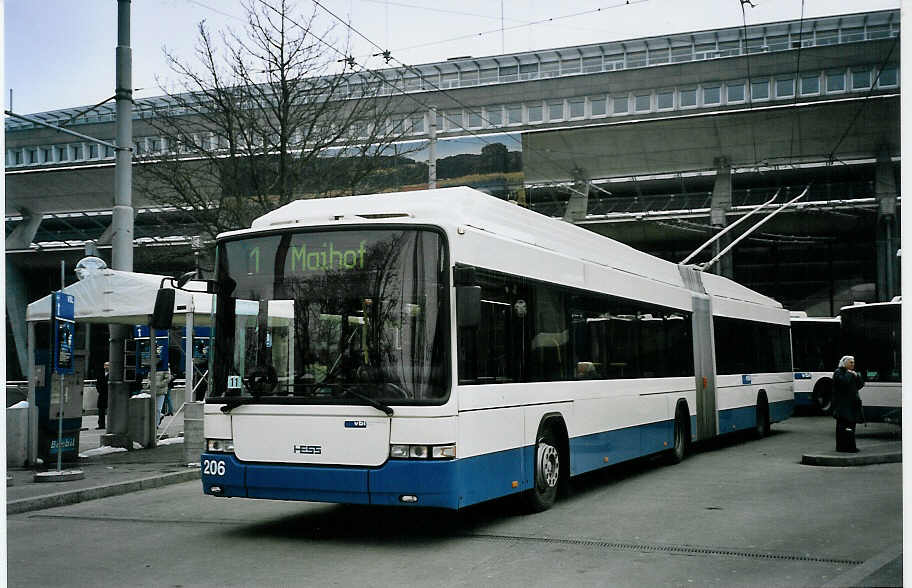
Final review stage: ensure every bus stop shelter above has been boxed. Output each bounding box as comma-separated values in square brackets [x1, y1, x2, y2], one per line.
[24, 267, 213, 465]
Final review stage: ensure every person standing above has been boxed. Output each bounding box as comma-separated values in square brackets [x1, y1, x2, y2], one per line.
[96, 362, 110, 430]
[832, 355, 864, 452]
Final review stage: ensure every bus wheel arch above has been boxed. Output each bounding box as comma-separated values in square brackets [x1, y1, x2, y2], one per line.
[523, 413, 569, 512]
[812, 377, 833, 415]
[667, 400, 690, 464]
[755, 391, 771, 438]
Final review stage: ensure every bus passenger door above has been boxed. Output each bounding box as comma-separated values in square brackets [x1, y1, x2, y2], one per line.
[691, 295, 718, 440]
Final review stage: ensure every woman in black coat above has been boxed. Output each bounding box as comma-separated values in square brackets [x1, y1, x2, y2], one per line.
[832, 355, 864, 452]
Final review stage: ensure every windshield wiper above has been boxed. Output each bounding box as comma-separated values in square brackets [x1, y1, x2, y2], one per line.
[340, 387, 394, 416]
[220, 396, 257, 413]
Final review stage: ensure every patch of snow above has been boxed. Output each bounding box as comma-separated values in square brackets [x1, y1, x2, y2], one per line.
[133, 393, 151, 399]
[8, 401, 29, 409]
[79, 446, 128, 457]
[132, 442, 144, 449]
[157, 437, 185, 446]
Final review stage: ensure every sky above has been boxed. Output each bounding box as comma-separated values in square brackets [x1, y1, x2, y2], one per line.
[3, 0, 903, 115]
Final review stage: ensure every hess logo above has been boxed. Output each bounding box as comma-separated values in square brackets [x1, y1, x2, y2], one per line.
[293, 445, 322, 455]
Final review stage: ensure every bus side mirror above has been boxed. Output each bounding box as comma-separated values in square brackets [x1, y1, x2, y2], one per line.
[150, 289, 176, 330]
[456, 286, 481, 328]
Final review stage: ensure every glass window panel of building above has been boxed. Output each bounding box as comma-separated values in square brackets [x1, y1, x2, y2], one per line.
[751, 79, 770, 100]
[507, 104, 522, 124]
[527, 103, 543, 123]
[680, 88, 697, 107]
[548, 101, 564, 121]
[827, 71, 846, 92]
[703, 85, 721, 105]
[727, 82, 745, 102]
[446, 110, 463, 130]
[569, 98, 585, 118]
[800, 74, 820, 95]
[878, 65, 898, 87]
[851, 69, 870, 90]
[657, 90, 674, 110]
[612, 95, 629, 114]
[590, 95, 607, 116]
[775, 78, 794, 98]
[486, 106, 502, 127]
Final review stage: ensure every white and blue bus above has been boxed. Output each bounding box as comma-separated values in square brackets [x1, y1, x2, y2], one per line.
[198, 187, 792, 511]
[789, 312, 841, 414]
[839, 299, 901, 424]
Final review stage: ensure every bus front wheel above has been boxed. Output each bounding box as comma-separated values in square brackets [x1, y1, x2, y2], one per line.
[524, 427, 560, 512]
[812, 378, 833, 415]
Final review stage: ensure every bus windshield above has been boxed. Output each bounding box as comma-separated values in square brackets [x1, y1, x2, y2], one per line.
[790, 321, 840, 372]
[211, 228, 449, 404]
[841, 304, 901, 383]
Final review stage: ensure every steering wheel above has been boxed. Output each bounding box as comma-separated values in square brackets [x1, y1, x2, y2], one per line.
[383, 382, 409, 399]
[245, 365, 277, 398]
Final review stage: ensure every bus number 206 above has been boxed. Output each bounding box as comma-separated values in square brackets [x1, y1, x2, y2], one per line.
[203, 459, 226, 476]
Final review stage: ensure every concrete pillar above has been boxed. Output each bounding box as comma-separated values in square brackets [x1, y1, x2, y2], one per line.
[563, 168, 589, 223]
[183, 401, 204, 465]
[5, 261, 30, 379]
[7, 404, 29, 468]
[874, 151, 899, 301]
[709, 158, 734, 279]
[128, 394, 152, 448]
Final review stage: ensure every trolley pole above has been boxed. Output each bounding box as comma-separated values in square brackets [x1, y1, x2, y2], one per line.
[106, 0, 135, 448]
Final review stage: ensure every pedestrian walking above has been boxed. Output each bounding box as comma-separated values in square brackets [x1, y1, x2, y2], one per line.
[96, 361, 109, 429]
[832, 355, 864, 452]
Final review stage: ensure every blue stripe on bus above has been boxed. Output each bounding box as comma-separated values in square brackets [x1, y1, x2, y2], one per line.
[794, 392, 813, 407]
[717, 399, 794, 433]
[371, 447, 528, 508]
[770, 399, 794, 423]
[201, 400, 794, 509]
[570, 420, 674, 475]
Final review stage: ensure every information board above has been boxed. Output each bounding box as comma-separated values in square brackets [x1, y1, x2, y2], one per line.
[52, 292, 76, 375]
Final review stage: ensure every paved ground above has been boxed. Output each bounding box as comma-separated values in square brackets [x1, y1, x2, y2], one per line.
[7, 412, 199, 514]
[6, 413, 902, 587]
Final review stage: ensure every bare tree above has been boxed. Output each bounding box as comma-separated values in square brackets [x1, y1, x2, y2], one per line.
[136, 0, 420, 241]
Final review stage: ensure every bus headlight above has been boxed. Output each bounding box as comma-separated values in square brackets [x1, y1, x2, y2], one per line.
[389, 444, 456, 460]
[431, 444, 456, 459]
[207, 439, 235, 453]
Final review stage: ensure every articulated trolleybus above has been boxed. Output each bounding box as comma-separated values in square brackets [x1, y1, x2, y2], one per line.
[200, 187, 792, 511]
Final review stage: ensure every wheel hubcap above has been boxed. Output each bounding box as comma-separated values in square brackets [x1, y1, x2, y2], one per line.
[537, 443, 559, 489]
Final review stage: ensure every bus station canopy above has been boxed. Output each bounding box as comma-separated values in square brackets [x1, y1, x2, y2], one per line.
[26, 268, 213, 326]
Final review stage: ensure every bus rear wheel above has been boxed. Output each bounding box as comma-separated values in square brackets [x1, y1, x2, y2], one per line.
[755, 396, 771, 439]
[523, 427, 560, 512]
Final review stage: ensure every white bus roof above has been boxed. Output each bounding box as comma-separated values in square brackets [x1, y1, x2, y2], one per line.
[226, 187, 781, 311]
[839, 299, 901, 312]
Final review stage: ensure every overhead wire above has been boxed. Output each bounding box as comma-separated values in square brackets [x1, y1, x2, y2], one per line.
[826, 33, 899, 162]
[374, 0, 650, 55]
[263, 0, 637, 185]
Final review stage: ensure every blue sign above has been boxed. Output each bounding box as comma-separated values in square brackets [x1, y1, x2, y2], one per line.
[741, 374, 752, 385]
[52, 292, 76, 375]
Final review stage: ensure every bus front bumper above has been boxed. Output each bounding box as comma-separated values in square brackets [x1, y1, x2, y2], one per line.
[201, 452, 464, 509]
